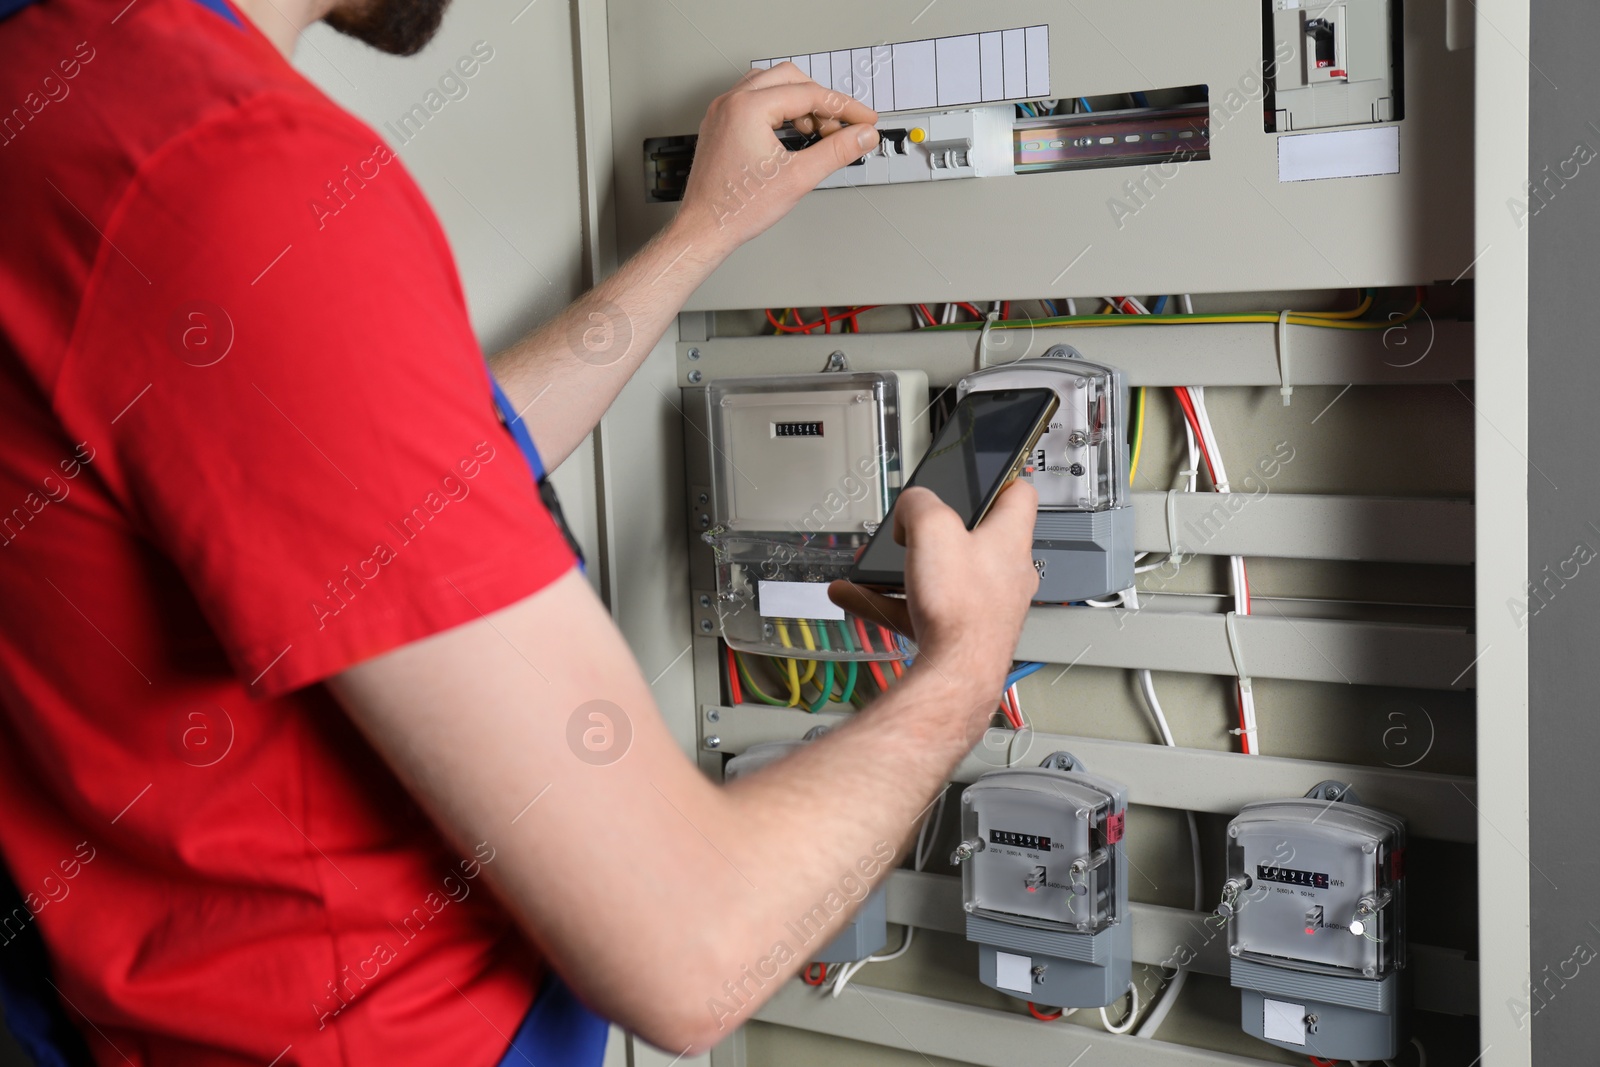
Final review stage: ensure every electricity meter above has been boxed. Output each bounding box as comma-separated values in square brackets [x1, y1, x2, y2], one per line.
[722, 731, 888, 963]
[703, 371, 929, 661]
[957, 352, 1134, 602]
[1218, 781, 1408, 1061]
[952, 753, 1131, 1008]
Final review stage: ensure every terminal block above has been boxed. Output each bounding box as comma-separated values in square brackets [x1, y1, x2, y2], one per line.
[1219, 781, 1408, 1060]
[954, 753, 1131, 1008]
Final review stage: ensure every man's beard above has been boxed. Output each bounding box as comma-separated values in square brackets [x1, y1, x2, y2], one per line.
[324, 0, 451, 56]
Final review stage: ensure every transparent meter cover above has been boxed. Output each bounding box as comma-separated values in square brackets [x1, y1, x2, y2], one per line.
[961, 769, 1124, 934]
[957, 356, 1128, 511]
[702, 529, 912, 662]
[1225, 799, 1407, 980]
[706, 372, 914, 535]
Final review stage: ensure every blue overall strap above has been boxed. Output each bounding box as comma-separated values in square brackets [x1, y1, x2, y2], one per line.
[496, 970, 610, 1067]
[490, 375, 545, 482]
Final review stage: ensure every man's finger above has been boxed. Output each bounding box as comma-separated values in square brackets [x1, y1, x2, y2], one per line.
[975, 479, 1040, 550]
[828, 581, 913, 636]
[891, 486, 964, 550]
[751, 82, 876, 130]
[741, 61, 810, 90]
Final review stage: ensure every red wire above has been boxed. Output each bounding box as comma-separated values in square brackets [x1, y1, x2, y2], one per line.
[881, 625, 905, 678]
[1000, 301, 1011, 321]
[956, 301, 984, 319]
[724, 644, 742, 706]
[802, 963, 828, 985]
[915, 303, 936, 326]
[1308, 1058, 1339, 1067]
[855, 618, 891, 692]
[1027, 1002, 1063, 1022]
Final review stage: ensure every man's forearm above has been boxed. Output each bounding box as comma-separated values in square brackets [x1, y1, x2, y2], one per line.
[487, 216, 729, 470]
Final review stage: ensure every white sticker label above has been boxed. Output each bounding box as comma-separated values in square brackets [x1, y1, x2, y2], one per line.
[757, 580, 845, 621]
[1278, 125, 1400, 182]
[753, 25, 1050, 112]
[995, 951, 1034, 994]
[1263, 998, 1307, 1045]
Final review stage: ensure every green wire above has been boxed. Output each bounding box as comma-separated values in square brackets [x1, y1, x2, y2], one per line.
[736, 653, 788, 706]
[807, 625, 834, 713]
[835, 621, 859, 705]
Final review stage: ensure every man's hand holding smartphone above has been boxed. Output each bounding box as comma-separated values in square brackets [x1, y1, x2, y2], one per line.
[828, 481, 1040, 724]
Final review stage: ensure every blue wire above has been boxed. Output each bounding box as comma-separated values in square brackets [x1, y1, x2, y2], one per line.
[1004, 662, 1045, 690]
[1151, 295, 1169, 314]
[1132, 91, 1150, 108]
[1078, 97, 1093, 112]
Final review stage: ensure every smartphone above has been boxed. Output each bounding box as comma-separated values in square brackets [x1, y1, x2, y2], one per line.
[847, 387, 1059, 589]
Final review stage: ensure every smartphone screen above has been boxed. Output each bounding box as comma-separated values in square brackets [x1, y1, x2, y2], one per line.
[849, 388, 1058, 587]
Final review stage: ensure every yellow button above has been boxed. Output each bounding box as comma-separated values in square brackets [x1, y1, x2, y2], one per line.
[908, 127, 926, 143]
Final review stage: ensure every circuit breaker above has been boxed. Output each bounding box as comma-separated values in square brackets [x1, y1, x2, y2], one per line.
[722, 733, 888, 963]
[1267, 0, 1400, 131]
[1218, 781, 1408, 1061]
[952, 753, 1131, 1008]
[957, 352, 1134, 603]
[703, 370, 929, 661]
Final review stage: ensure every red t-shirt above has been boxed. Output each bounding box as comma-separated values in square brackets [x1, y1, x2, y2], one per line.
[0, 0, 578, 1062]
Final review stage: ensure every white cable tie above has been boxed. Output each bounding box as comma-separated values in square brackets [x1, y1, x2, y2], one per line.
[1276, 309, 1294, 406]
[977, 309, 1001, 369]
[1164, 488, 1185, 563]
[1224, 610, 1250, 686]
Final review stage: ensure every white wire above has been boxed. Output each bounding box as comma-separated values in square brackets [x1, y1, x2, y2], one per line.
[1125, 563, 1203, 1042]
[1181, 293, 1195, 314]
[830, 788, 946, 998]
[1099, 983, 1140, 1034]
[1065, 297, 1077, 316]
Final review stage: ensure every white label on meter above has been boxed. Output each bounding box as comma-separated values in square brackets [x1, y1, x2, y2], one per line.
[758, 580, 845, 621]
[995, 951, 1034, 994]
[1263, 999, 1307, 1045]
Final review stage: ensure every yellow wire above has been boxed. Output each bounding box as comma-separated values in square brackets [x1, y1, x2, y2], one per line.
[925, 307, 1416, 333]
[1292, 291, 1374, 320]
[773, 622, 804, 706]
[794, 621, 817, 686]
[1128, 386, 1147, 485]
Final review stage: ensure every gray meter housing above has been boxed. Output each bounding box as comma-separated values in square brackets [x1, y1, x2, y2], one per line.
[723, 736, 887, 964]
[958, 352, 1134, 603]
[1220, 781, 1408, 1061]
[955, 753, 1131, 1008]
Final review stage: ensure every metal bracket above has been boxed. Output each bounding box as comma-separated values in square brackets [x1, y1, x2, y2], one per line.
[1039, 750, 1083, 772]
[823, 350, 850, 372]
[1304, 779, 1362, 806]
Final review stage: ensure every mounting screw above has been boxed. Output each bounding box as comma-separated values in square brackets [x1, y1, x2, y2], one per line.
[699, 594, 712, 608]
[697, 492, 709, 505]
[687, 347, 701, 361]
[699, 619, 714, 633]
[962, 901, 976, 913]
[706, 708, 720, 722]
[1068, 463, 1085, 477]
[1229, 825, 1240, 838]
[705, 735, 721, 749]
[825, 350, 849, 372]
[1229, 944, 1243, 956]
[1304, 1013, 1319, 1035]
[1045, 344, 1082, 360]
[687, 369, 703, 384]
[1066, 431, 1088, 447]
[699, 514, 711, 529]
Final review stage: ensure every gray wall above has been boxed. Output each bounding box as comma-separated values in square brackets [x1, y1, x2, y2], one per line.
[1528, 1, 1600, 1061]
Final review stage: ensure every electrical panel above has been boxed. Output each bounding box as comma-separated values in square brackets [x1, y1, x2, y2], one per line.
[723, 733, 889, 963]
[957, 352, 1133, 602]
[953, 753, 1131, 1009]
[1217, 781, 1409, 1060]
[1267, 0, 1401, 131]
[703, 371, 929, 661]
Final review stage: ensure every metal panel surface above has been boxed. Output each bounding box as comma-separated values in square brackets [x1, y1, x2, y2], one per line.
[607, 0, 1474, 309]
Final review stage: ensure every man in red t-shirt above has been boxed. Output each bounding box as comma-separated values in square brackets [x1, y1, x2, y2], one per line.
[0, 0, 1040, 1062]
